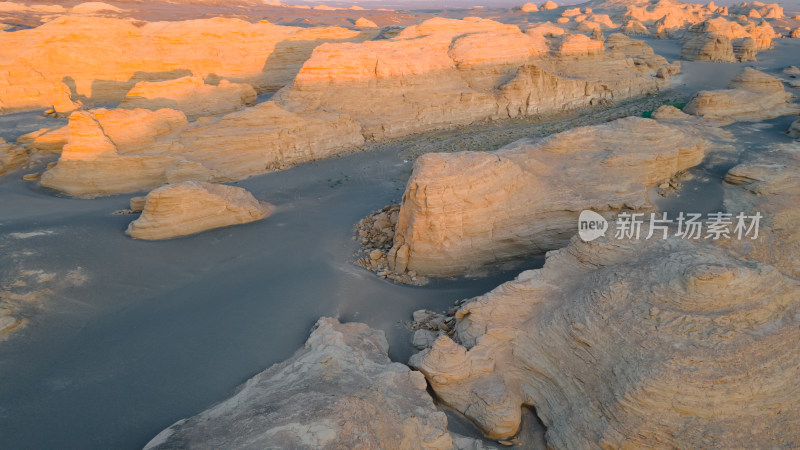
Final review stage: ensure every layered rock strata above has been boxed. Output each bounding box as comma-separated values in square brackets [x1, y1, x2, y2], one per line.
[411, 229, 800, 446]
[125, 181, 274, 240]
[410, 140, 800, 446]
[386, 117, 709, 277]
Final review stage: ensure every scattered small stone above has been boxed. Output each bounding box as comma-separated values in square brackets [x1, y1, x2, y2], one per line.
[22, 172, 40, 180]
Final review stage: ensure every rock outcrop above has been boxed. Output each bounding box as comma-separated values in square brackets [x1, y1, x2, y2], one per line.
[729, 1, 784, 19]
[0, 16, 366, 114]
[276, 18, 676, 140]
[520, 2, 539, 12]
[125, 181, 273, 240]
[39, 102, 365, 197]
[410, 137, 800, 446]
[680, 17, 777, 62]
[37, 18, 676, 197]
[683, 67, 800, 121]
[541, 1, 558, 10]
[145, 318, 455, 448]
[621, 19, 649, 35]
[0, 138, 27, 176]
[386, 117, 709, 276]
[411, 229, 800, 446]
[120, 76, 257, 119]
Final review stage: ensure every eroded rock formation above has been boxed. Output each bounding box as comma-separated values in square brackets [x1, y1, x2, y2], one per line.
[680, 17, 777, 62]
[789, 116, 800, 138]
[683, 67, 800, 121]
[125, 181, 273, 240]
[386, 117, 709, 277]
[120, 76, 257, 119]
[409, 137, 800, 446]
[39, 102, 365, 197]
[276, 18, 676, 140]
[0, 16, 367, 113]
[411, 228, 800, 446]
[144, 318, 455, 448]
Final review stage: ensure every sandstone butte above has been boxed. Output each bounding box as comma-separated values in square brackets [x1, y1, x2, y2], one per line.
[33, 19, 678, 197]
[144, 318, 485, 449]
[680, 16, 778, 61]
[409, 138, 800, 446]
[125, 181, 274, 240]
[120, 76, 257, 119]
[684, 67, 800, 121]
[275, 21, 678, 141]
[0, 16, 368, 114]
[385, 116, 711, 277]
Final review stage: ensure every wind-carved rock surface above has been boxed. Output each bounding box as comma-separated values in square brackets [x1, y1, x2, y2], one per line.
[409, 138, 800, 446]
[38, 102, 365, 197]
[684, 67, 800, 121]
[125, 181, 274, 240]
[144, 318, 457, 449]
[39, 108, 191, 197]
[722, 145, 800, 279]
[120, 76, 257, 119]
[680, 17, 778, 62]
[410, 227, 800, 446]
[275, 18, 677, 140]
[385, 117, 709, 277]
[0, 138, 27, 176]
[0, 16, 367, 114]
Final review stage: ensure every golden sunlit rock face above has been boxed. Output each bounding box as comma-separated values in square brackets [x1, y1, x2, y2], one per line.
[0, 16, 365, 113]
[125, 181, 274, 240]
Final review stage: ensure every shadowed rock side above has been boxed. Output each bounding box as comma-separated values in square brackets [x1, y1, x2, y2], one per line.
[145, 318, 487, 449]
[386, 117, 709, 277]
[125, 181, 274, 240]
[274, 20, 677, 140]
[0, 16, 369, 114]
[120, 76, 257, 119]
[684, 67, 800, 121]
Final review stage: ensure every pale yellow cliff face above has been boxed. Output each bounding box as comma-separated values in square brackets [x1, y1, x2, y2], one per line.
[0, 16, 365, 113]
